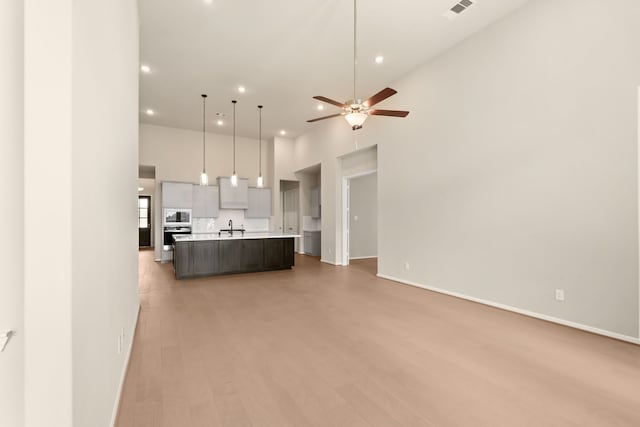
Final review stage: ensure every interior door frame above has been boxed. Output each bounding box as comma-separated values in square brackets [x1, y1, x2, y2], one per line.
[341, 169, 377, 266]
[138, 195, 152, 247]
[637, 86, 640, 339]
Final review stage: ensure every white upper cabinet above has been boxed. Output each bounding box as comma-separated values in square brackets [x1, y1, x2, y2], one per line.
[218, 177, 249, 209]
[162, 181, 193, 208]
[192, 185, 219, 218]
[310, 186, 321, 218]
[246, 188, 272, 218]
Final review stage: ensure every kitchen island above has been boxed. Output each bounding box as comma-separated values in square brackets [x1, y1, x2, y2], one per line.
[172, 232, 300, 279]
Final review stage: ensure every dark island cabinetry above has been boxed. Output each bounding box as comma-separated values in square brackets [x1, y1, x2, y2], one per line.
[173, 237, 295, 279]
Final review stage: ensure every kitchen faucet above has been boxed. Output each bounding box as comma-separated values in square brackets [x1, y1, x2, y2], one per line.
[218, 219, 245, 236]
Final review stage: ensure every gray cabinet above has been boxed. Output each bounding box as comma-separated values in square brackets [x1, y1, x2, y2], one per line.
[218, 177, 249, 209]
[162, 182, 193, 208]
[192, 185, 219, 218]
[264, 238, 295, 269]
[193, 241, 219, 276]
[173, 238, 296, 279]
[241, 240, 264, 271]
[246, 188, 272, 218]
[173, 241, 193, 279]
[304, 231, 321, 256]
[219, 240, 243, 273]
[310, 187, 321, 218]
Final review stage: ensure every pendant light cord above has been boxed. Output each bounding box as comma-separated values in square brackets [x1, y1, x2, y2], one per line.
[353, 0, 357, 102]
[201, 94, 207, 173]
[258, 105, 263, 177]
[232, 100, 237, 174]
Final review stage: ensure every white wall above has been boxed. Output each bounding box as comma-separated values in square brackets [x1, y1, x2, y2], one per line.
[139, 124, 272, 258]
[0, 1, 24, 425]
[23, 1, 140, 426]
[24, 0, 74, 424]
[71, 1, 140, 425]
[292, 0, 640, 340]
[349, 173, 377, 259]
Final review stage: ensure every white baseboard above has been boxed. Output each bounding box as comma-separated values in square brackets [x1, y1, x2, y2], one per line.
[110, 303, 141, 427]
[377, 273, 640, 346]
[349, 256, 378, 260]
[320, 258, 342, 266]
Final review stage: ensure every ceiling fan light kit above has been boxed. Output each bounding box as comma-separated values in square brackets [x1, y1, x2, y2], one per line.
[345, 111, 368, 130]
[307, 0, 409, 130]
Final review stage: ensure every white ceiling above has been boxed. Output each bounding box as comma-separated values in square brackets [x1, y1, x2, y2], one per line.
[139, 0, 529, 139]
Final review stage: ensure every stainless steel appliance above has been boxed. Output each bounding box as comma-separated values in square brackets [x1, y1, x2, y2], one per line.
[163, 226, 192, 251]
[163, 208, 192, 227]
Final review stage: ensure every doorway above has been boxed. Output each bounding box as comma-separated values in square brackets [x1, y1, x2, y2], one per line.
[342, 170, 377, 266]
[138, 195, 151, 247]
[138, 166, 156, 250]
[281, 180, 300, 252]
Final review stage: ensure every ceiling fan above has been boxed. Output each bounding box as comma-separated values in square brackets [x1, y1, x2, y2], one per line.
[307, 0, 410, 130]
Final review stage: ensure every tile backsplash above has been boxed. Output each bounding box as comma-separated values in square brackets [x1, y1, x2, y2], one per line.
[302, 216, 321, 231]
[191, 218, 216, 234]
[192, 210, 270, 234]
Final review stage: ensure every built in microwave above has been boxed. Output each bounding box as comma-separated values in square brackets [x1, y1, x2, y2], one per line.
[163, 208, 192, 226]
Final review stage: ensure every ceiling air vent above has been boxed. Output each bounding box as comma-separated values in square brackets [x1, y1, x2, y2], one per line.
[443, 0, 476, 20]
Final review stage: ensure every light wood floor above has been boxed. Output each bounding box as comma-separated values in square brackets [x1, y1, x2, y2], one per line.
[116, 250, 640, 427]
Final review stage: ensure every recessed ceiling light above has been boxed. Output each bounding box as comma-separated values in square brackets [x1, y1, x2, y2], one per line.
[280, 130, 286, 135]
[374, 55, 384, 64]
[317, 104, 324, 111]
[145, 109, 155, 116]
[140, 64, 151, 73]
[203, 0, 213, 4]
[217, 120, 224, 126]
[237, 86, 246, 93]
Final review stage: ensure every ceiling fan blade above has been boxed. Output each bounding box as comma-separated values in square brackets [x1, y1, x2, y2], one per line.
[363, 88, 397, 108]
[313, 96, 348, 108]
[307, 113, 344, 123]
[369, 109, 410, 117]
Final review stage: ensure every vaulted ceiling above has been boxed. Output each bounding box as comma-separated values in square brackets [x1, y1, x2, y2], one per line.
[139, 0, 529, 139]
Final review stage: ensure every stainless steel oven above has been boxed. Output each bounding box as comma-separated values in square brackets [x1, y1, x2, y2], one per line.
[163, 226, 192, 251]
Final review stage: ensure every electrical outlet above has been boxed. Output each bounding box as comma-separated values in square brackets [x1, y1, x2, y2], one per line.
[555, 289, 565, 301]
[404, 262, 410, 271]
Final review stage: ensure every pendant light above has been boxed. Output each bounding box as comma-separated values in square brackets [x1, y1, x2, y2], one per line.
[230, 100, 238, 187]
[256, 105, 264, 188]
[199, 94, 209, 185]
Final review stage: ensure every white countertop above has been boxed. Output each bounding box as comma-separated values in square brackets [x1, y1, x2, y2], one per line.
[174, 232, 300, 242]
